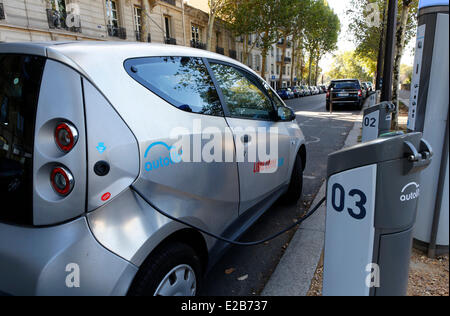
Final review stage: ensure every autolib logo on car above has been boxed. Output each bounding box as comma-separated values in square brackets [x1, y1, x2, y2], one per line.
[400, 182, 420, 202]
[143, 141, 182, 172]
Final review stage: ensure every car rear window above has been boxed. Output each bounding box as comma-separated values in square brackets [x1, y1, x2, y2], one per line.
[124, 57, 224, 117]
[330, 81, 360, 89]
[0, 54, 46, 224]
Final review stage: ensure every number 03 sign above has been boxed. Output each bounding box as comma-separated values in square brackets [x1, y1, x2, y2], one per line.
[323, 164, 377, 296]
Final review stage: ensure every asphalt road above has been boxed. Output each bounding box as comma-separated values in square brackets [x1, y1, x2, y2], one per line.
[199, 93, 362, 296]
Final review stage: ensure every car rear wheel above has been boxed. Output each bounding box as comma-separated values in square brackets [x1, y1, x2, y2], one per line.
[282, 154, 303, 204]
[128, 242, 202, 296]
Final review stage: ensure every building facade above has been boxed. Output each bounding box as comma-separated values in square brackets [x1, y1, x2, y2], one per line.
[235, 34, 296, 89]
[0, 0, 294, 88]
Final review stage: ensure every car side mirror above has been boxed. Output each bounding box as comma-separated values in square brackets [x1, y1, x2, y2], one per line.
[277, 106, 296, 122]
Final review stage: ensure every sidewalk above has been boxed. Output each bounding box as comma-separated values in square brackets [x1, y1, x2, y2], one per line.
[261, 99, 365, 296]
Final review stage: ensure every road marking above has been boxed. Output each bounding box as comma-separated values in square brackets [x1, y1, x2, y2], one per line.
[304, 175, 317, 180]
[306, 136, 321, 145]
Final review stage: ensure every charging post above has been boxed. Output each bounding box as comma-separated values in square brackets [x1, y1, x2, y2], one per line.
[362, 102, 396, 142]
[323, 133, 432, 296]
[407, 0, 449, 257]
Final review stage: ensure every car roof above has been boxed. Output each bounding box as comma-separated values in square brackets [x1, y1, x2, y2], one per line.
[0, 41, 252, 79]
[331, 79, 359, 82]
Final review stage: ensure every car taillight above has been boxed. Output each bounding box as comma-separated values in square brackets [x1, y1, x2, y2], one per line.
[50, 166, 74, 196]
[55, 122, 78, 153]
[358, 90, 362, 97]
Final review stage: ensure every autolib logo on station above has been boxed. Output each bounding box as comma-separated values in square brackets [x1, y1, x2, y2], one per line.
[143, 141, 182, 172]
[400, 182, 420, 202]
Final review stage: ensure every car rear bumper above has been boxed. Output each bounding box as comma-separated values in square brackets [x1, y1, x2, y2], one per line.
[0, 217, 138, 296]
[329, 100, 359, 103]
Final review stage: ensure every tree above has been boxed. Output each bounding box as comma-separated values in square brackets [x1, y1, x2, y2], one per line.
[303, 0, 340, 85]
[314, 5, 340, 84]
[348, 0, 418, 85]
[400, 63, 413, 84]
[392, 0, 418, 129]
[255, 0, 286, 79]
[348, 0, 386, 77]
[206, 0, 227, 51]
[276, 0, 304, 88]
[219, 0, 261, 64]
[326, 51, 372, 82]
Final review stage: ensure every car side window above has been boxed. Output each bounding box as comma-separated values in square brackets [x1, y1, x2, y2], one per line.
[124, 57, 224, 117]
[209, 62, 275, 120]
[260, 79, 285, 109]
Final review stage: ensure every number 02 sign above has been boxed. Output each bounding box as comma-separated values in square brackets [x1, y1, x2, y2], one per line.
[323, 164, 377, 296]
[362, 110, 379, 142]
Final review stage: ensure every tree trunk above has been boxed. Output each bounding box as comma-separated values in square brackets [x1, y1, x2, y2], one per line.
[391, 0, 412, 130]
[290, 38, 296, 85]
[299, 51, 304, 83]
[243, 34, 248, 64]
[314, 51, 321, 86]
[140, 0, 150, 42]
[261, 48, 268, 78]
[260, 31, 269, 78]
[308, 49, 314, 86]
[278, 37, 287, 88]
[206, 13, 216, 52]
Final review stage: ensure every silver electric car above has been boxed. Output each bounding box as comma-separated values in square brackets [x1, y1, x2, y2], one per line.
[0, 42, 306, 296]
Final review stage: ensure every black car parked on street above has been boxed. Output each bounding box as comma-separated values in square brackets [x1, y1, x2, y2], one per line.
[326, 79, 364, 111]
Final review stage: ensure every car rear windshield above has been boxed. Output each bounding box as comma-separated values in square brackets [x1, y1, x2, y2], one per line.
[0, 54, 46, 224]
[124, 57, 224, 117]
[330, 81, 360, 90]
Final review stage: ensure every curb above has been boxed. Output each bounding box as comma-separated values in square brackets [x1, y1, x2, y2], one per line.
[261, 101, 366, 296]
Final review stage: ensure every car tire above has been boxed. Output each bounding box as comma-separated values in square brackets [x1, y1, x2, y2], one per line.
[128, 242, 202, 296]
[282, 153, 303, 204]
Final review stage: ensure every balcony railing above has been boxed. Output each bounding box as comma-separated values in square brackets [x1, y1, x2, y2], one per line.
[190, 40, 206, 50]
[107, 25, 127, 39]
[136, 31, 151, 42]
[161, 0, 176, 6]
[284, 57, 291, 63]
[165, 37, 177, 45]
[0, 3, 5, 20]
[229, 50, 237, 59]
[216, 47, 225, 55]
[46, 9, 82, 33]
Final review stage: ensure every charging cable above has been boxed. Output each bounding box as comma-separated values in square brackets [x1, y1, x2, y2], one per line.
[133, 187, 326, 247]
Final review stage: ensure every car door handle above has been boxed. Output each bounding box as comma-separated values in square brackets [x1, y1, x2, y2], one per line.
[241, 134, 251, 144]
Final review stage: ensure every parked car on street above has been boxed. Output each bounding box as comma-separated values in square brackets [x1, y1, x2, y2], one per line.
[0, 41, 307, 296]
[301, 85, 310, 96]
[361, 82, 369, 99]
[277, 88, 293, 99]
[290, 86, 302, 98]
[365, 82, 373, 92]
[326, 79, 364, 111]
